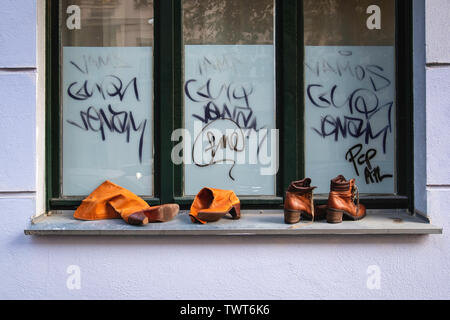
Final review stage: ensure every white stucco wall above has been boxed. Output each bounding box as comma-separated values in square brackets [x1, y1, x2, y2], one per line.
[425, 0, 450, 63]
[423, 0, 450, 298]
[0, 0, 448, 299]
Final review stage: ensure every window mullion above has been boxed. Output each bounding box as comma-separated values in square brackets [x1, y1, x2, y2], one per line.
[157, 0, 176, 204]
[280, 0, 300, 194]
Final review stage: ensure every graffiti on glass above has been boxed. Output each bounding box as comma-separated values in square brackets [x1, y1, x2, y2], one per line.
[65, 54, 147, 163]
[307, 50, 394, 184]
[185, 55, 269, 180]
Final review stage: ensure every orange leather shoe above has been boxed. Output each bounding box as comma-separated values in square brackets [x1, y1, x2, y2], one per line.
[326, 175, 366, 224]
[284, 178, 326, 224]
[190, 188, 241, 224]
[74, 181, 179, 225]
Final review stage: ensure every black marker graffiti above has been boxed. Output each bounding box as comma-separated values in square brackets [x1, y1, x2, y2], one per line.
[184, 52, 274, 181]
[67, 75, 140, 102]
[345, 144, 393, 184]
[185, 79, 259, 131]
[67, 104, 147, 163]
[185, 77, 269, 179]
[307, 49, 395, 187]
[192, 118, 245, 181]
[309, 84, 393, 154]
[196, 55, 241, 76]
[70, 54, 131, 74]
[307, 50, 394, 155]
[65, 55, 147, 163]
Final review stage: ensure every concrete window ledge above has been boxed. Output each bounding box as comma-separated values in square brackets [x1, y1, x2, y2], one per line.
[24, 209, 442, 236]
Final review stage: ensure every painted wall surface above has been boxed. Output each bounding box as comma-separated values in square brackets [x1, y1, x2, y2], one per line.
[425, 0, 450, 63]
[0, 0, 449, 299]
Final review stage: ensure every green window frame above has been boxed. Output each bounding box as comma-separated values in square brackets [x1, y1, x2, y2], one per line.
[45, 0, 415, 212]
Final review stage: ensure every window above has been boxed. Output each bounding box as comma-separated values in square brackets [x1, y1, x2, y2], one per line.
[182, 0, 276, 196]
[60, 0, 155, 197]
[303, 0, 397, 195]
[46, 0, 414, 212]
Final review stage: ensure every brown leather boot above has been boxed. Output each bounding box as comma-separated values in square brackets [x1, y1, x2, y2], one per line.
[326, 175, 366, 224]
[284, 178, 325, 224]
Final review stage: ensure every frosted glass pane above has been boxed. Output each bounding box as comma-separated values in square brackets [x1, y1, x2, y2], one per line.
[62, 47, 153, 196]
[183, 45, 276, 196]
[305, 46, 396, 194]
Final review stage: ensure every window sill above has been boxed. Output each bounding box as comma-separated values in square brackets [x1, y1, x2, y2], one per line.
[24, 209, 442, 236]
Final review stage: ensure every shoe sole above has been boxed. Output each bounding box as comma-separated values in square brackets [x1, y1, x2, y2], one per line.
[197, 211, 228, 222]
[284, 209, 311, 224]
[284, 208, 327, 224]
[326, 208, 366, 224]
[196, 204, 241, 223]
[128, 212, 149, 226]
[143, 204, 180, 223]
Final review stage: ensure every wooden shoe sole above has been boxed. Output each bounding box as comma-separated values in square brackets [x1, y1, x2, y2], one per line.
[197, 204, 241, 223]
[284, 209, 311, 224]
[197, 211, 228, 222]
[128, 212, 149, 226]
[326, 208, 366, 224]
[143, 204, 180, 223]
[284, 205, 328, 224]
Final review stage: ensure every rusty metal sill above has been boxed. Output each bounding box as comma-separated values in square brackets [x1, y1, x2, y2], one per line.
[24, 209, 442, 236]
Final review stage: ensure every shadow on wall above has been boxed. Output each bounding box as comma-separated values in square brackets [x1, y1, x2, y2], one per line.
[27, 234, 431, 248]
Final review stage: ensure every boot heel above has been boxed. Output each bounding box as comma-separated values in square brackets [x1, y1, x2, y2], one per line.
[230, 204, 241, 220]
[327, 209, 343, 224]
[284, 209, 301, 224]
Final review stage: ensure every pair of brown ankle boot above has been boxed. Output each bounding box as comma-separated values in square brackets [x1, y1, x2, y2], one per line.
[284, 175, 366, 224]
